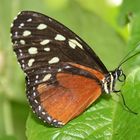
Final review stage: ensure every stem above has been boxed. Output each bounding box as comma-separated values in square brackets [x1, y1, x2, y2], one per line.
[3, 99, 14, 135]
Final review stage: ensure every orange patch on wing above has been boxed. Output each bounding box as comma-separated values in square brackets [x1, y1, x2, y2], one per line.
[69, 62, 105, 80]
[37, 65, 104, 124]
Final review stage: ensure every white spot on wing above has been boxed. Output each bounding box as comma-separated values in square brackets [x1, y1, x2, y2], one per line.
[48, 57, 60, 64]
[11, 23, 13, 27]
[33, 92, 36, 97]
[33, 87, 35, 91]
[27, 18, 32, 22]
[28, 59, 35, 67]
[19, 23, 24, 28]
[44, 47, 50, 52]
[23, 30, 31, 36]
[38, 105, 41, 111]
[36, 75, 39, 79]
[68, 40, 76, 49]
[19, 49, 23, 56]
[20, 40, 25, 45]
[40, 39, 50, 45]
[21, 60, 25, 63]
[56, 121, 63, 126]
[37, 24, 47, 30]
[15, 32, 18, 37]
[47, 116, 52, 122]
[55, 34, 66, 41]
[14, 16, 17, 20]
[49, 18, 52, 22]
[53, 119, 57, 122]
[20, 53, 23, 56]
[17, 12, 21, 15]
[28, 47, 38, 54]
[27, 80, 30, 85]
[22, 64, 25, 68]
[69, 39, 83, 49]
[75, 37, 82, 42]
[65, 65, 71, 69]
[42, 112, 45, 115]
[43, 70, 47, 73]
[20, 23, 24, 26]
[43, 74, 52, 81]
[34, 99, 38, 104]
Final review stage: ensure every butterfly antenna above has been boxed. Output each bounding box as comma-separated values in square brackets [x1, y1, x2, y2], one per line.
[115, 92, 138, 115]
[118, 43, 140, 68]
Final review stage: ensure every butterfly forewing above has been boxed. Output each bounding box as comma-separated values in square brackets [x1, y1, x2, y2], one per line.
[11, 11, 108, 75]
[11, 11, 107, 127]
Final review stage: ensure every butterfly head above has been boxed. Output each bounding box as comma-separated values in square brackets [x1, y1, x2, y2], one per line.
[102, 67, 126, 94]
[113, 67, 126, 82]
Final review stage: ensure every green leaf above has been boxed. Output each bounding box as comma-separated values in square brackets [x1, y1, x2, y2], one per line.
[112, 68, 140, 139]
[119, 13, 140, 70]
[118, 0, 140, 26]
[26, 97, 114, 140]
[129, 14, 140, 47]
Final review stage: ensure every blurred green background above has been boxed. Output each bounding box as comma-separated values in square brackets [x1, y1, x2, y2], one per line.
[0, 0, 140, 140]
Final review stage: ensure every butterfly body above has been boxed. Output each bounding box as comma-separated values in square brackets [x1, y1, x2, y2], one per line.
[11, 11, 124, 127]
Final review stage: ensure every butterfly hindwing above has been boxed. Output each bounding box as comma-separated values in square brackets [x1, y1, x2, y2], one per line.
[26, 63, 104, 126]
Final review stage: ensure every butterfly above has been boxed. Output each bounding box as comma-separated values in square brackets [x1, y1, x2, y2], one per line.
[11, 11, 129, 127]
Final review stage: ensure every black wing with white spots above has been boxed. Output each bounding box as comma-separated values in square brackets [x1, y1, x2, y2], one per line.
[11, 11, 108, 76]
[10, 11, 108, 127]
